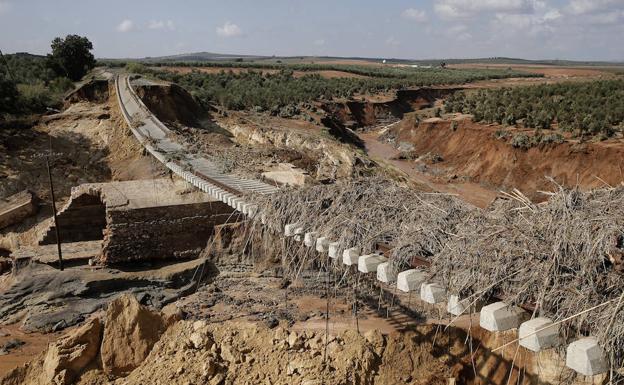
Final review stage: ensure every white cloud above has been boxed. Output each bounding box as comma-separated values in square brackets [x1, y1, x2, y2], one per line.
[543, 9, 562, 21]
[584, 10, 624, 24]
[401, 8, 428, 22]
[148, 20, 175, 30]
[116, 19, 134, 33]
[564, 0, 624, 25]
[216, 21, 243, 37]
[492, 4, 562, 37]
[434, 0, 537, 18]
[568, 0, 619, 15]
[313, 39, 325, 46]
[447, 24, 473, 40]
[0, 0, 11, 14]
[385, 36, 400, 46]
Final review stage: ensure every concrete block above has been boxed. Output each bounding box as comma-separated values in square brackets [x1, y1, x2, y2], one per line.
[376, 262, 397, 283]
[479, 302, 524, 332]
[294, 226, 304, 242]
[284, 223, 299, 237]
[420, 283, 446, 304]
[316, 237, 330, 252]
[304, 232, 318, 247]
[519, 317, 559, 352]
[566, 337, 608, 376]
[447, 295, 470, 316]
[397, 270, 426, 293]
[245, 205, 258, 217]
[358, 254, 387, 273]
[342, 247, 360, 266]
[328, 242, 341, 259]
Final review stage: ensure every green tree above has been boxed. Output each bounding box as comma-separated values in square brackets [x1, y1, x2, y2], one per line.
[47, 35, 96, 81]
[0, 72, 19, 115]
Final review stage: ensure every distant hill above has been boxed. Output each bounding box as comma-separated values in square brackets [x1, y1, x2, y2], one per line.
[99, 52, 624, 67]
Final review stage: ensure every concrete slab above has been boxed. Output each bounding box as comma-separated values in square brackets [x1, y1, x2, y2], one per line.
[566, 337, 608, 376]
[0, 190, 38, 229]
[519, 317, 559, 352]
[397, 269, 427, 293]
[447, 295, 470, 316]
[294, 227, 304, 242]
[304, 232, 318, 247]
[244, 205, 257, 217]
[480, 302, 524, 332]
[328, 242, 341, 259]
[284, 223, 299, 237]
[420, 283, 446, 304]
[342, 247, 360, 266]
[12, 240, 103, 264]
[376, 262, 397, 283]
[358, 254, 387, 273]
[316, 237, 330, 252]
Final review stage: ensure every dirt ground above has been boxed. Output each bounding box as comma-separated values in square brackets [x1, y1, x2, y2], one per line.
[0, 324, 66, 376]
[379, 114, 624, 200]
[360, 131, 497, 208]
[0, 87, 165, 251]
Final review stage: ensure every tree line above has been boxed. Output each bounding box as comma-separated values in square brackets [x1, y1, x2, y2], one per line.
[444, 80, 624, 138]
[108, 60, 543, 81]
[148, 66, 542, 111]
[1, 35, 95, 118]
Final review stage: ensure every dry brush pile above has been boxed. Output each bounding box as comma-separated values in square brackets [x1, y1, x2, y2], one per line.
[248, 177, 624, 370]
[248, 177, 471, 277]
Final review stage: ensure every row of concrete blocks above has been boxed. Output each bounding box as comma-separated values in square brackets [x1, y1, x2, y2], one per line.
[165, 162, 258, 217]
[284, 223, 609, 377]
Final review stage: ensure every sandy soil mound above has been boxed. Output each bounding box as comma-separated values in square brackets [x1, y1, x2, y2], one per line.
[101, 295, 167, 376]
[116, 321, 464, 385]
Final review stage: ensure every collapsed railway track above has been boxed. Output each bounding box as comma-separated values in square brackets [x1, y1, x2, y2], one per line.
[114, 70, 617, 379]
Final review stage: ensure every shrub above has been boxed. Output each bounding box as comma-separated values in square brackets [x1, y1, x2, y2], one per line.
[511, 133, 531, 149]
[445, 80, 624, 138]
[540, 133, 564, 144]
[125, 62, 151, 74]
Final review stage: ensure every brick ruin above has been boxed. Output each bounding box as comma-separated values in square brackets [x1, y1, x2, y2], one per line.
[37, 178, 236, 264]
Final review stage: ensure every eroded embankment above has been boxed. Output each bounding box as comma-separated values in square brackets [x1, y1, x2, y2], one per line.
[389, 116, 624, 198]
[321, 88, 459, 129]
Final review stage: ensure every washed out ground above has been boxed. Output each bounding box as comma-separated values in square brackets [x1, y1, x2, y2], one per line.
[1, 63, 623, 382]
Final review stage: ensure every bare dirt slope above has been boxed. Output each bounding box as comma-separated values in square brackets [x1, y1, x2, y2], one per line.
[0, 82, 165, 249]
[384, 115, 624, 200]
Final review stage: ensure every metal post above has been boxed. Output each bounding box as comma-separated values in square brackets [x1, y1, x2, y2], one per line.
[46, 156, 64, 271]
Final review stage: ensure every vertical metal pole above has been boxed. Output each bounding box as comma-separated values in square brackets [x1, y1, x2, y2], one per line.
[46, 156, 64, 271]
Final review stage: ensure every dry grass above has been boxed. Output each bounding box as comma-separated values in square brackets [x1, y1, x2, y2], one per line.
[248, 177, 624, 371]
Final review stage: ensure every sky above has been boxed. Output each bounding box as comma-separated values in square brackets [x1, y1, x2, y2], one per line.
[1, 0, 623, 61]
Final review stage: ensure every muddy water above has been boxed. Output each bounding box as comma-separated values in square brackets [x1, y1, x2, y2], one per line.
[360, 131, 497, 209]
[0, 324, 66, 376]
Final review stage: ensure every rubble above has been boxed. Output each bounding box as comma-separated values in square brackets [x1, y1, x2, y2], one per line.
[0, 191, 38, 230]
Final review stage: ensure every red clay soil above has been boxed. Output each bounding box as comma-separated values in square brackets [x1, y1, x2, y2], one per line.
[390, 116, 624, 200]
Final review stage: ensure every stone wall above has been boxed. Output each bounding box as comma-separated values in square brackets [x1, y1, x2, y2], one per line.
[100, 201, 235, 264]
[39, 194, 106, 245]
